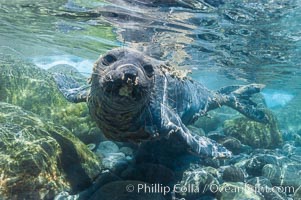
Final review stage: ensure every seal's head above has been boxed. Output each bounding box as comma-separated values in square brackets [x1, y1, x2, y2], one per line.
[97, 49, 155, 105]
[89, 48, 156, 142]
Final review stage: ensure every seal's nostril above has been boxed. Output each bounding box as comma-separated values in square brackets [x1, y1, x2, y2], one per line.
[123, 72, 137, 80]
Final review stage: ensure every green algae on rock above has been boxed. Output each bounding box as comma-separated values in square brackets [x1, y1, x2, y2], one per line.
[0, 55, 68, 118]
[0, 56, 101, 143]
[0, 102, 102, 200]
[223, 110, 283, 148]
[51, 102, 102, 144]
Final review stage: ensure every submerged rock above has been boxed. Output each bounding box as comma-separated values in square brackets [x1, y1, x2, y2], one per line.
[219, 137, 242, 155]
[223, 110, 283, 148]
[0, 57, 101, 143]
[95, 141, 132, 173]
[207, 132, 243, 155]
[47, 64, 86, 82]
[177, 166, 219, 198]
[53, 103, 101, 144]
[287, 146, 301, 163]
[121, 163, 174, 185]
[294, 185, 301, 200]
[262, 163, 301, 189]
[55, 171, 122, 200]
[89, 180, 166, 200]
[244, 154, 283, 176]
[102, 152, 128, 171]
[0, 56, 67, 117]
[282, 130, 301, 146]
[247, 177, 287, 200]
[193, 113, 222, 134]
[96, 141, 120, 156]
[0, 102, 102, 200]
[119, 146, 134, 157]
[222, 166, 245, 182]
[87, 143, 97, 151]
[247, 176, 273, 188]
[216, 182, 264, 200]
[134, 138, 201, 169]
[187, 125, 206, 137]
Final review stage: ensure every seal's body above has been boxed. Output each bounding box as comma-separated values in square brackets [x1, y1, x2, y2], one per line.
[54, 48, 268, 158]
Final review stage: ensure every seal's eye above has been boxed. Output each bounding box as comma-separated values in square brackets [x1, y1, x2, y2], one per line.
[102, 54, 117, 66]
[143, 64, 154, 77]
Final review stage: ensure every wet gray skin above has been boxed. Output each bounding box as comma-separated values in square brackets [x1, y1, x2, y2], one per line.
[54, 48, 269, 159]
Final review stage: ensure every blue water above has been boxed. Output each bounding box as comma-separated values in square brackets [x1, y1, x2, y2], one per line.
[1, 0, 300, 89]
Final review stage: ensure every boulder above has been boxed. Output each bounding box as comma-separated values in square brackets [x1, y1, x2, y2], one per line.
[222, 166, 245, 182]
[121, 163, 175, 185]
[262, 163, 301, 189]
[217, 182, 264, 200]
[193, 112, 222, 133]
[244, 154, 283, 176]
[0, 57, 101, 143]
[96, 141, 120, 157]
[89, 180, 166, 200]
[207, 132, 243, 155]
[177, 166, 219, 198]
[223, 110, 282, 148]
[247, 177, 287, 200]
[294, 185, 301, 200]
[0, 102, 102, 200]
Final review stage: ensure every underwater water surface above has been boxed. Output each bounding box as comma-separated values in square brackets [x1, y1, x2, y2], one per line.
[1, 0, 301, 199]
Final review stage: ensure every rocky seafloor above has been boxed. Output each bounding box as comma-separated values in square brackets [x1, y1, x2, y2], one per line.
[1, 55, 301, 200]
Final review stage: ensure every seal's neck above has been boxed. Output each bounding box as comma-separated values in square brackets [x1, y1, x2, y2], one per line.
[89, 94, 150, 142]
[102, 95, 146, 117]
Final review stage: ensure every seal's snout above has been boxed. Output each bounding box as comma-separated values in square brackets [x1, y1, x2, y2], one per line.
[122, 70, 137, 83]
[119, 64, 138, 78]
[102, 64, 146, 99]
[117, 64, 141, 85]
[118, 67, 140, 97]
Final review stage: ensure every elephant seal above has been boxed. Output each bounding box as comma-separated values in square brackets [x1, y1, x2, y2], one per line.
[54, 48, 269, 158]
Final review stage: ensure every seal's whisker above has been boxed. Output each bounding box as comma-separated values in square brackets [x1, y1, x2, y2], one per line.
[109, 81, 115, 100]
[146, 105, 154, 129]
[94, 68, 106, 75]
[90, 72, 104, 77]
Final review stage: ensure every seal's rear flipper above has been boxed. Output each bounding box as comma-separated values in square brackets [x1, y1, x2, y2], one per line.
[160, 105, 232, 159]
[218, 84, 265, 96]
[53, 73, 89, 103]
[219, 84, 269, 123]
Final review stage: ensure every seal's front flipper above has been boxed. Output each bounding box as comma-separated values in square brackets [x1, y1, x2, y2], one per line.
[53, 73, 90, 103]
[160, 105, 232, 158]
[217, 84, 269, 123]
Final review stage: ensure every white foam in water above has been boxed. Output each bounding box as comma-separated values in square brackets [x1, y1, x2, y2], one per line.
[262, 90, 294, 108]
[32, 55, 94, 77]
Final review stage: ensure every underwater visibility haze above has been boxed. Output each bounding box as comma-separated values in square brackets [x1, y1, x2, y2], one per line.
[1, 0, 301, 199]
